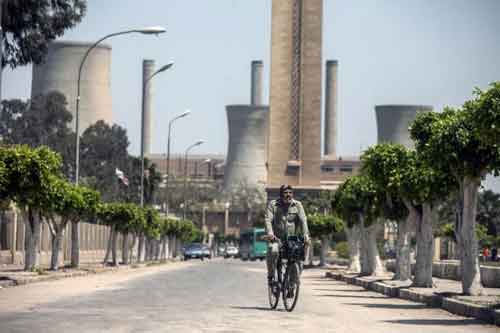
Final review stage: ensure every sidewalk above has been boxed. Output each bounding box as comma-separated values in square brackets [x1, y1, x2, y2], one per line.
[0, 260, 179, 289]
[325, 266, 500, 326]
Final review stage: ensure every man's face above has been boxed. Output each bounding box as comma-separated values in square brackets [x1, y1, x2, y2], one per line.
[282, 189, 293, 204]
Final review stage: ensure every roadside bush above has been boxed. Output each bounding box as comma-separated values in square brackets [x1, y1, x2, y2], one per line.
[334, 241, 349, 259]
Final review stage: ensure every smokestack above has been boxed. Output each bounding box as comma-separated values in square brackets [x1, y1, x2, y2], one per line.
[251, 60, 263, 105]
[324, 60, 338, 158]
[142, 59, 155, 155]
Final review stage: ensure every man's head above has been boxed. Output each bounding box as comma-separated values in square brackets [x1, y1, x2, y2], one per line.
[279, 184, 293, 204]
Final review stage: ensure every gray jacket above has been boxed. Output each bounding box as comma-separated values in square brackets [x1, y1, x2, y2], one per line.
[264, 199, 310, 240]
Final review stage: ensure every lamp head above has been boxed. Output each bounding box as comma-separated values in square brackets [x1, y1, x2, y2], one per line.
[181, 110, 191, 118]
[158, 61, 174, 73]
[135, 26, 166, 35]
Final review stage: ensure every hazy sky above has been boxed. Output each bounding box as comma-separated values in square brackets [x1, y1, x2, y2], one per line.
[3, 0, 500, 188]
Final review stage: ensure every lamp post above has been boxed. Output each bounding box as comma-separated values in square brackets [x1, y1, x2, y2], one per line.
[165, 110, 191, 215]
[182, 140, 205, 219]
[74, 26, 166, 185]
[140, 61, 174, 207]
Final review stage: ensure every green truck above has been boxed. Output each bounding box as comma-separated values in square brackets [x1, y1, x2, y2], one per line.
[239, 228, 267, 261]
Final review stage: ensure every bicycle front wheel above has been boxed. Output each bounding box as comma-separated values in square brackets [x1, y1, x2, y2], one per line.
[268, 265, 281, 309]
[282, 262, 300, 312]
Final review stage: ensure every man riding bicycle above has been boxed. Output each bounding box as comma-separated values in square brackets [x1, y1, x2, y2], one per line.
[264, 184, 311, 286]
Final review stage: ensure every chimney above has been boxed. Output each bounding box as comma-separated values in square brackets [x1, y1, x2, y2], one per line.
[324, 60, 338, 158]
[142, 59, 155, 155]
[251, 60, 263, 105]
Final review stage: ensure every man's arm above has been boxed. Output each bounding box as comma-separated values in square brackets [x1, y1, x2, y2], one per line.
[264, 201, 275, 237]
[297, 201, 310, 242]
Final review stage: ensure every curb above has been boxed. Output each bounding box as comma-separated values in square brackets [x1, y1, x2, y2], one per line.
[0, 260, 179, 290]
[325, 271, 500, 326]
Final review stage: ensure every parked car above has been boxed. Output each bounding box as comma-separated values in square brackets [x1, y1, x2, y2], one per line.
[183, 243, 211, 260]
[224, 246, 239, 259]
[217, 245, 226, 257]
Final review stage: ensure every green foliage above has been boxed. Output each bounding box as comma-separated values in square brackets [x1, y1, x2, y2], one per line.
[177, 219, 202, 243]
[477, 190, 500, 236]
[0, 93, 75, 178]
[98, 202, 146, 235]
[0, 145, 62, 209]
[307, 213, 343, 238]
[334, 241, 349, 259]
[332, 175, 381, 227]
[2, 0, 87, 68]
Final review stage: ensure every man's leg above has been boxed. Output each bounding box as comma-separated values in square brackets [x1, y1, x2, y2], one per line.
[266, 242, 279, 284]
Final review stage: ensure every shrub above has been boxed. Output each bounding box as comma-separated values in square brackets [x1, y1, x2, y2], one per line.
[334, 241, 349, 259]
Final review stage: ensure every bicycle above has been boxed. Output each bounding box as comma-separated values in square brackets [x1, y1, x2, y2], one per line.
[264, 235, 305, 312]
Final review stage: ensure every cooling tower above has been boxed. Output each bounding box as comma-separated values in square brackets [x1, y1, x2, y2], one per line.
[31, 41, 113, 134]
[223, 105, 269, 191]
[375, 105, 433, 148]
[324, 60, 338, 158]
[142, 59, 155, 156]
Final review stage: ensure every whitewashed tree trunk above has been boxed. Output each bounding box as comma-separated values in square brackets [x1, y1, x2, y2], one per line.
[395, 210, 414, 282]
[172, 235, 177, 258]
[50, 226, 65, 271]
[111, 230, 118, 266]
[103, 225, 114, 264]
[129, 235, 137, 263]
[413, 203, 435, 287]
[319, 236, 330, 267]
[24, 208, 41, 271]
[456, 177, 483, 295]
[367, 223, 385, 276]
[122, 232, 129, 265]
[137, 234, 144, 262]
[345, 224, 361, 273]
[70, 221, 80, 268]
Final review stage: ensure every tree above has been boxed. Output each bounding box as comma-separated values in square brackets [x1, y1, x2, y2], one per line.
[1, 0, 87, 68]
[0, 92, 75, 178]
[80, 121, 129, 202]
[361, 144, 411, 281]
[410, 83, 500, 295]
[477, 190, 500, 237]
[43, 177, 99, 270]
[0, 145, 62, 270]
[307, 213, 343, 266]
[333, 175, 385, 276]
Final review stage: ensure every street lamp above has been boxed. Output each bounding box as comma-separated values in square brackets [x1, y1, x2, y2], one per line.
[140, 61, 175, 207]
[74, 26, 166, 185]
[165, 110, 191, 215]
[182, 140, 205, 219]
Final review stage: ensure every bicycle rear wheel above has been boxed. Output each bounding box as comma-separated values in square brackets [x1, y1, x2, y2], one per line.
[282, 262, 300, 312]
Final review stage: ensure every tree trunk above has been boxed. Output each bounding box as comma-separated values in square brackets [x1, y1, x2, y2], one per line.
[413, 203, 435, 287]
[172, 235, 177, 258]
[345, 224, 361, 273]
[360, 217, 385, 276]
[122, 232, 129, 265]
[50, 226, 65, 271]
[70, 221, 80, 268]
[319, 236, 330, 267]
[103, 225, 114, 264]
[24, 208, 41, 271]
[129, 235, 137, 264]
[111, 230, 118, 266]
[154, 239, 160, 261]
[137, 234, 144, 262]
[456, 177, 483, 295]
[395, 211, 414, 281]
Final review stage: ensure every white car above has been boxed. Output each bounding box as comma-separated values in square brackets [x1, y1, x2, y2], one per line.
[224, 246, 239, 258]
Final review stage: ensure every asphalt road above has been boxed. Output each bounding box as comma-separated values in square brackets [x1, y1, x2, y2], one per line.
[0, 258, 498, 332]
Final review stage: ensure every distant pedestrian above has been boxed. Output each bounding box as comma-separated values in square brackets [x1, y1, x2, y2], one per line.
[491, 247, 498, 262]
[483, 247, 490, 262]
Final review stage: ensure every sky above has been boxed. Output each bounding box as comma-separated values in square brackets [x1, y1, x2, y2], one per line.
[3, 0, 500, 189]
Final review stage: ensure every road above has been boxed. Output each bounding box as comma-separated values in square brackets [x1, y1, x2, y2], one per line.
[0, 258, 498, 332]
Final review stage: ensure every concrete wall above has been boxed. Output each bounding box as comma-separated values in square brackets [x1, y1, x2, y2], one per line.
[223, 105, 269, 191]
[0, 210, 114, 266]
[375, 105, 433, 148]
[31, 41, 113, 134]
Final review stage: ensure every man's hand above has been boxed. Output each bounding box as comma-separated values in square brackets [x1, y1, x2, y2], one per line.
[261, 234, 278, 242]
